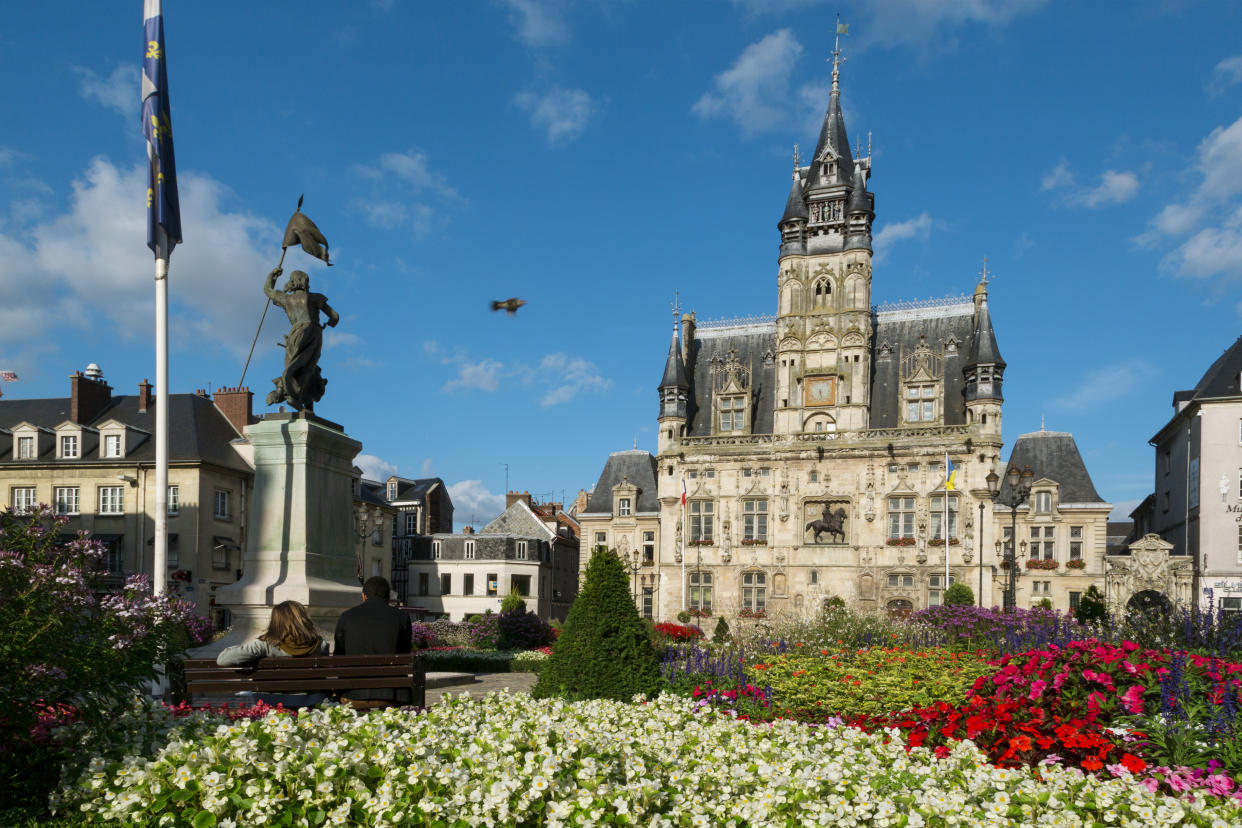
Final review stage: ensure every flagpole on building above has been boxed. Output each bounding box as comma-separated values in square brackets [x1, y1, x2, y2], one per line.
[681, 497, 686, 612]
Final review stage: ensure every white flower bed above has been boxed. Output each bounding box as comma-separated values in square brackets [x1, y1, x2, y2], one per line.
[56, 693, 1242, 827]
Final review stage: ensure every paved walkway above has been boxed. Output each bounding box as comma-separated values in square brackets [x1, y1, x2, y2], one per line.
[424, 671, 537, 706]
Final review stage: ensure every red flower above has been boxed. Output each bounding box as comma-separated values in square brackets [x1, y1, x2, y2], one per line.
[1120, 753, 1146, 774]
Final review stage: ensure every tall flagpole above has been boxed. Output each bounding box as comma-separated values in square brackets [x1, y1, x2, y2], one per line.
[681, 496, 686, 612]
[144, 0, 181, 595]
[154, 231, 169, 594]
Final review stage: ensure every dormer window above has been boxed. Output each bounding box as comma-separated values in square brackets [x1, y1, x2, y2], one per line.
[60, 435, 79, 459]
[1034, 491, 1052, 513]
[465, 540, 476, 559]
[387, 481, 397, 501]
[618, 498, 631, 517]
[905, 385, 937, 423]
[102, 434, 122, 458]
[17, 435, 35, 459]
[517, 541, 528, 560]
[719, 396, 745, 431]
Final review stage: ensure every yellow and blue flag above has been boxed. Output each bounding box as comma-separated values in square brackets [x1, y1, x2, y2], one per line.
[944, 453, 957, 491]
[142, 0, 181, 257]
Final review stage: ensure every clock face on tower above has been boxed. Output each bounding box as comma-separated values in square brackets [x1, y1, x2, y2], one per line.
[806, 377, 835, 406]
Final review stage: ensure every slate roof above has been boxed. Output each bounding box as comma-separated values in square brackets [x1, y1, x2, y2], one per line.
[779, 171, 809, 224]
[659, 328, 687, 389]
[999, 431, 1105, 504]
[686, 325, 777, 436]
[806, 92, 853, 190]
[387, 477, 444, 503]
[968, 293, 1005, 366]
[1184, 335, 1242, 401]
[358, 479, 392, 509]
[0, 393, 250, 473]
[584, 450, 659, 514]
[480, 499, 556, 540]
[869, 301, 976, 429]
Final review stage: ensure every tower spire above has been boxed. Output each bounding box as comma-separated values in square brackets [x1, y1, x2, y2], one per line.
[831, 14, 848, 96]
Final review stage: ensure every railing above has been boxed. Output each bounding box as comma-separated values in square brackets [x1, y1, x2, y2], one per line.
[680, 423, 973, 448]
[696, 314, 777, 330]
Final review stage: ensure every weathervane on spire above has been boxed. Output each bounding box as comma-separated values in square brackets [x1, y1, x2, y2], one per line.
[831, 14, 849, 94]
[792, 144, 801, 177]
[671, 290, 681, 332]
[979, 256, 993, 287]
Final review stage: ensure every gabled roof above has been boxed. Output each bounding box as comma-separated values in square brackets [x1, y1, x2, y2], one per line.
[584, 450, 659, 514]
[480, 498, 557, 540]
[1185, 335, 1242, 401]
[385, 476, 447, 503]
[806, 91, 853, 190]
[999, 431, 1105, 505]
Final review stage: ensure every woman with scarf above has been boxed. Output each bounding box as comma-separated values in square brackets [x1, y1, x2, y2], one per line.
[216, 600, 330, 707]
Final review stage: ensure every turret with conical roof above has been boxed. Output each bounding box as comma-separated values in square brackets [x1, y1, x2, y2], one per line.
[843, 161, 874, 252]
[657, 313, 689, 453]
[778, 150, 809, 257]
[964, 269, 1005, 436]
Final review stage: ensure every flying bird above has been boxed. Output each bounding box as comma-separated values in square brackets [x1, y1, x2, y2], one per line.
[491, 298, 526, 316]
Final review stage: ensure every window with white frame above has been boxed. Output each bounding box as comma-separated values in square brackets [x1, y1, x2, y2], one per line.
[387, 481, 397, 500]
[618, 498, 631, 517]
[405, 512, 417, 535]
[17, 436, 35, 459]
[594, 531, 606, 548]
[12, 487, 36, 513]
[741, 571, 766, 612]
[905, 385, 936, 422]
[167, 485, 179, 515]
[465, 540, 476, 560]
[928, 573, 956, 606]
[1070, 526, 1082, 560]
[517, 541, 528, 560]
[433, 540, 442, 559]
[103, 434, 122, 458]
[929, 494, 959, 540]
[642, 531, 655, 565]
[54, 487, 79, 515]
[887, 496, 916, 540]
[1034, 491, 1052, 513]
[60, 435, 79, 459]
[689, 572, 712, 613]
[719, 396, 746, 432]
[743, 499, 768, 541]
[213, 489, 231, 520]
[1222, 597, 1241, 616]
[690, 501, 714, 542]
[98, 486, 124, 515]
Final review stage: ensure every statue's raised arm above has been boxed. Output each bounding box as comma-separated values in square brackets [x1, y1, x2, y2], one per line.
[264, 268, 336, 413]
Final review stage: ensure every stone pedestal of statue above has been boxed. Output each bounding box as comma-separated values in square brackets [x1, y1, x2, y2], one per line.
[190, 412, 362, 657]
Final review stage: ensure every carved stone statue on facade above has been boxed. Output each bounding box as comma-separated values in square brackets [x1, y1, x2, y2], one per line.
[806, 503, 847, 543]
[264, 267, 339, 412]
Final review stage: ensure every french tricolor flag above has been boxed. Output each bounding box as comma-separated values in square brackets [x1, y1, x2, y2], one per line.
[681, 477, 687, 506]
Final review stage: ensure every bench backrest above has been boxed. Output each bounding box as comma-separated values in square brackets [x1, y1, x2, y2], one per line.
[182, 653, 425, 701]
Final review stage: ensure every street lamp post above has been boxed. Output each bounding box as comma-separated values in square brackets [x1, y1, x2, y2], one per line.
[627, 549, 641, 609]
[354, 505, 379, 586]
[989, 464, 1033, 611]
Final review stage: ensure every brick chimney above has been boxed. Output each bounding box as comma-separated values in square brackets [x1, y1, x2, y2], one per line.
[70, 370, 112, 424]
[213, 386, 255, 435]
[462, 526, 475, 535]
[507, 490, 533, 509]
[137, 379, 152, 414]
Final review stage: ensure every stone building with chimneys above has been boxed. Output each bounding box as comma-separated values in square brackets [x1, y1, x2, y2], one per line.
[0, 365, 255, 625]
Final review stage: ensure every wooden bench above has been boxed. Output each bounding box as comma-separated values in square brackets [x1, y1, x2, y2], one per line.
[178, 653, 426, 709]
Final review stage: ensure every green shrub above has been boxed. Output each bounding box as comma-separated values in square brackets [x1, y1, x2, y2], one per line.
[423, 649, 514, 672]
[510, 649, 552, 673]
[533, 548, 660, 701]
[943, 582, 974, 607]
[1038, 598, 1053, 610]
[712, 617, 731, 645]
[500, 590, 527, 615]
[1076, 585, 1107, 625]
[676, 610, 692, 624]
[467, 614, 483, 624]
[821, 595, 846, 611]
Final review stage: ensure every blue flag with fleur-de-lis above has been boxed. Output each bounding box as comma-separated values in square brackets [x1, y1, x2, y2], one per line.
[142, 0, 181, 257]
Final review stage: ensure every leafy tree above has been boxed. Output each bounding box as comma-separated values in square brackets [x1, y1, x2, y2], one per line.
[712, 616, 731, 645]
[500, 589, 527, 615]
[943, 582, 974, 607]
[1076, 585, 1108, 625]
[533, 548, 660, 701]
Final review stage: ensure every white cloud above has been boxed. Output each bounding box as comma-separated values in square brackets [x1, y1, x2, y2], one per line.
[73, 64, 137, 119]
[539, 353, 611, 406]
[374, 150, 461, 200]
[1195, 118, 1242, 202]
[441, 358, 505, 393]
[692, 29, 804, 136]
[515, 87, 597, 144]
[354, 150, 460, 235]
[324, 330, 362, 349]
[1209, 55, 1242, 96]
[1041, 160, 1139, 209]
[857, 0, 1047, 53]
[1052, 360, 1154, 412]
[1160, 208, 1242, 281]
[0, 157, 276, 352]
[355, 453, 398, 482]
[498, 0, 570, 47]
[448, 480, 507, 528]
[1082, 170, 1140, 208]
[872, 212, 931, 262]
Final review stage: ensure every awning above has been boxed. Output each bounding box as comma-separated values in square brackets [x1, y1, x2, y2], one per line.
[212, 536, 240, 551]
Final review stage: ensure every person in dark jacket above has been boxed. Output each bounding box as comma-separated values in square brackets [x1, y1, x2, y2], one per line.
[334, 576, 413, 705]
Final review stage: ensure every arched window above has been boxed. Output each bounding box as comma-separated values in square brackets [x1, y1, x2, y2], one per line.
[813, 278, 831, 308]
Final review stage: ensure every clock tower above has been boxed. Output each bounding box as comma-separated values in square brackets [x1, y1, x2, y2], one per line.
[773, 38, 874, 437]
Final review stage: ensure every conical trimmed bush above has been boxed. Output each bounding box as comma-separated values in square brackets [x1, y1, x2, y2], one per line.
[533, 547, 660, 701]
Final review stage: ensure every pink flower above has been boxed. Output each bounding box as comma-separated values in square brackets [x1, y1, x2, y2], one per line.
[1208, 774, 1235, 796]
[1120, 685, 1145, 715]
[1028, 679, 1047, 701]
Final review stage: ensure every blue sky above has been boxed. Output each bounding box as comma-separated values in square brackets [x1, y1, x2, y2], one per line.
[2, 1, 1241, 527]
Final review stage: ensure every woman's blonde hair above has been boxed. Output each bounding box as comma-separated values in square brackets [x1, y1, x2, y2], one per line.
[259, 600, 320, 647]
